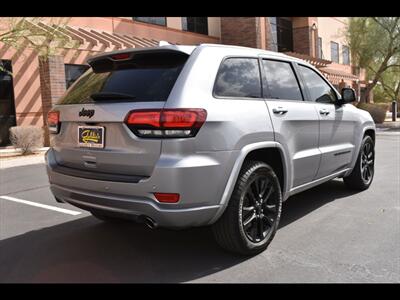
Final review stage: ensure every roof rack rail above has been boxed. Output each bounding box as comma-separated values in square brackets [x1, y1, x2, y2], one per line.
[158, 41, 171, 46]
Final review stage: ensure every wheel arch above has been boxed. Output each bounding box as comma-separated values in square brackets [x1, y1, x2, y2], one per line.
[345, 125, 376, 177]
[208, 141, 290, 224]
[245, 148, 285, 193]
[364, 128, 375, 143]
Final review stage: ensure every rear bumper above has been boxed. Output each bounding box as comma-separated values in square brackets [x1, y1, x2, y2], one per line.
[46, 147, 238, 228]
[50, 184, 220, 228]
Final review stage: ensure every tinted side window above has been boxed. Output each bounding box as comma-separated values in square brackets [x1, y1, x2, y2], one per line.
[262, 60, 303, 101]
[214, 58, 261, 98]
[298, 65, 337, 103]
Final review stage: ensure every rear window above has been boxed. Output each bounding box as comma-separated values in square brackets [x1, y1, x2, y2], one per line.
[58, 51, 188, 105]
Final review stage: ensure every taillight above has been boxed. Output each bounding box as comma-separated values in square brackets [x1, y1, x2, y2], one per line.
[125, 109, 207, 138]
[126, 111, 161, 128]
[47, 110, 60, 134]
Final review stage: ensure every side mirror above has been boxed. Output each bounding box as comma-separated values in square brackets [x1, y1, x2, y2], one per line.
[340, 88, 356, 104]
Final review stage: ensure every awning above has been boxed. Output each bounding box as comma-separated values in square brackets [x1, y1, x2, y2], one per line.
[318, 67, 359, 84]
[22, 20, 178, 52]
[284, 51, 331, 67]
[284, 51, 359, 84]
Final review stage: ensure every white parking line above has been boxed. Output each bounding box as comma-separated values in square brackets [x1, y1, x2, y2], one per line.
[0, 195, 82, 216]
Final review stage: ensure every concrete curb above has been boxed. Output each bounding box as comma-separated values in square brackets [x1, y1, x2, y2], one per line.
[0, 148, 49, 161]
[0, 153, 46, 169]
[0, 147, 49, 155]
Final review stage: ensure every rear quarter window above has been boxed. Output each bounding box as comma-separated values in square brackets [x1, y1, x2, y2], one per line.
[213, 57, 262, 98]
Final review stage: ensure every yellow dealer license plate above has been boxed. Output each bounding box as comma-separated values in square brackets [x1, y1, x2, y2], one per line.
[78, 126, 105, 148]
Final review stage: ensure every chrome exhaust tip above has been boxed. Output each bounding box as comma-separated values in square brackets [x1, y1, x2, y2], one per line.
[144, 216, 157, 229]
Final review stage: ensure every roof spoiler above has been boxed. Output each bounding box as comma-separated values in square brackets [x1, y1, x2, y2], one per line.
[87, 48, 190, 73]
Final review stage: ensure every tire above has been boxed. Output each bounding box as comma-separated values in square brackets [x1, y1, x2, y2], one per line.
[212, 160, 283, 256]
[343, 135, 375, 191]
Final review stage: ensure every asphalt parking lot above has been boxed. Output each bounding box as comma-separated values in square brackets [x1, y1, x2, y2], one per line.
[0, 133, 399, 283]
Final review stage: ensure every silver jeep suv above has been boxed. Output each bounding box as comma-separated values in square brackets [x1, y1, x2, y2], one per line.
[46, 43, 375, 255]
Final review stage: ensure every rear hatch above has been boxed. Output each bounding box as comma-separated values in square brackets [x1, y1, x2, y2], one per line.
[50, 48, 190, 178]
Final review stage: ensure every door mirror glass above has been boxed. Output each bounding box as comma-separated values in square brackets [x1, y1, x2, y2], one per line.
[340, 88, 356, 103]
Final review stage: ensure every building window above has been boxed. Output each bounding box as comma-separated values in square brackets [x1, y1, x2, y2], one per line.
[352, 66, 360, 76]
[342, 45, 350, 65]
[268, 17, 278, 52]
[181, 17, 208, 35]
[318, 37, 323, 59]
[132, 17, 166, 26]
[65, 64, 90, 89]
[277, 17, 293, 52]
[0, 60, 16, 146]
[268, 17, 293, 52]
[330, 41, 339, 63]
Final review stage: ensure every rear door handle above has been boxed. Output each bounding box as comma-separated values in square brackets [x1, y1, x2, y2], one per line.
[272, 107, 288, 115]
[319, 109, 330, 115]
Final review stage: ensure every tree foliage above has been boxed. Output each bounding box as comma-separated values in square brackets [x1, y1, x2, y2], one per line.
[346, 17, 400, 102]
[374, 65, 400, 102]
[0, 17, 77, 73]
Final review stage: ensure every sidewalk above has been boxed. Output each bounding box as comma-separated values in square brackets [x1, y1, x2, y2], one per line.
[0, 153, 46, 169]
[0, 147, 48, 169]
[376, 117, 400, 132]
[0, 147, 49, 157]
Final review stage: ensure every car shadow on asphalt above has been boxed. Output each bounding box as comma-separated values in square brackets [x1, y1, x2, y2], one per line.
[279, 178, 360, 229]
[0, 216, 245, 283]
[0, 179, 360, 283]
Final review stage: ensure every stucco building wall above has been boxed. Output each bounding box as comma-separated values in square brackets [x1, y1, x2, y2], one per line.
[317, 17, 349, 64]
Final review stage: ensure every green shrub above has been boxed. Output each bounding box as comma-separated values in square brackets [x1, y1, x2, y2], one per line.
[9, 126, 44, 155]
[357, 103, 389, 124]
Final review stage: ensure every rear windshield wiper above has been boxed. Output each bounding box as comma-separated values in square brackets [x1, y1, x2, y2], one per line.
[89, 92, 136, 101]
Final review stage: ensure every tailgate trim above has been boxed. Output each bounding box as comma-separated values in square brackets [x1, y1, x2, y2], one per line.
[49, 160, 148, 183]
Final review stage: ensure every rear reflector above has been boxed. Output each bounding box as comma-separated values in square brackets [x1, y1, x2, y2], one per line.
[154, 193, 180, 203]
[125, 109, 207, 138]
[47, 110, 60, 133]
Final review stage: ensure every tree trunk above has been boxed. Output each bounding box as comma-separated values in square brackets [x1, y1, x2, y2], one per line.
[362, 83, 374, 103]
[395, 81, 400, 102]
